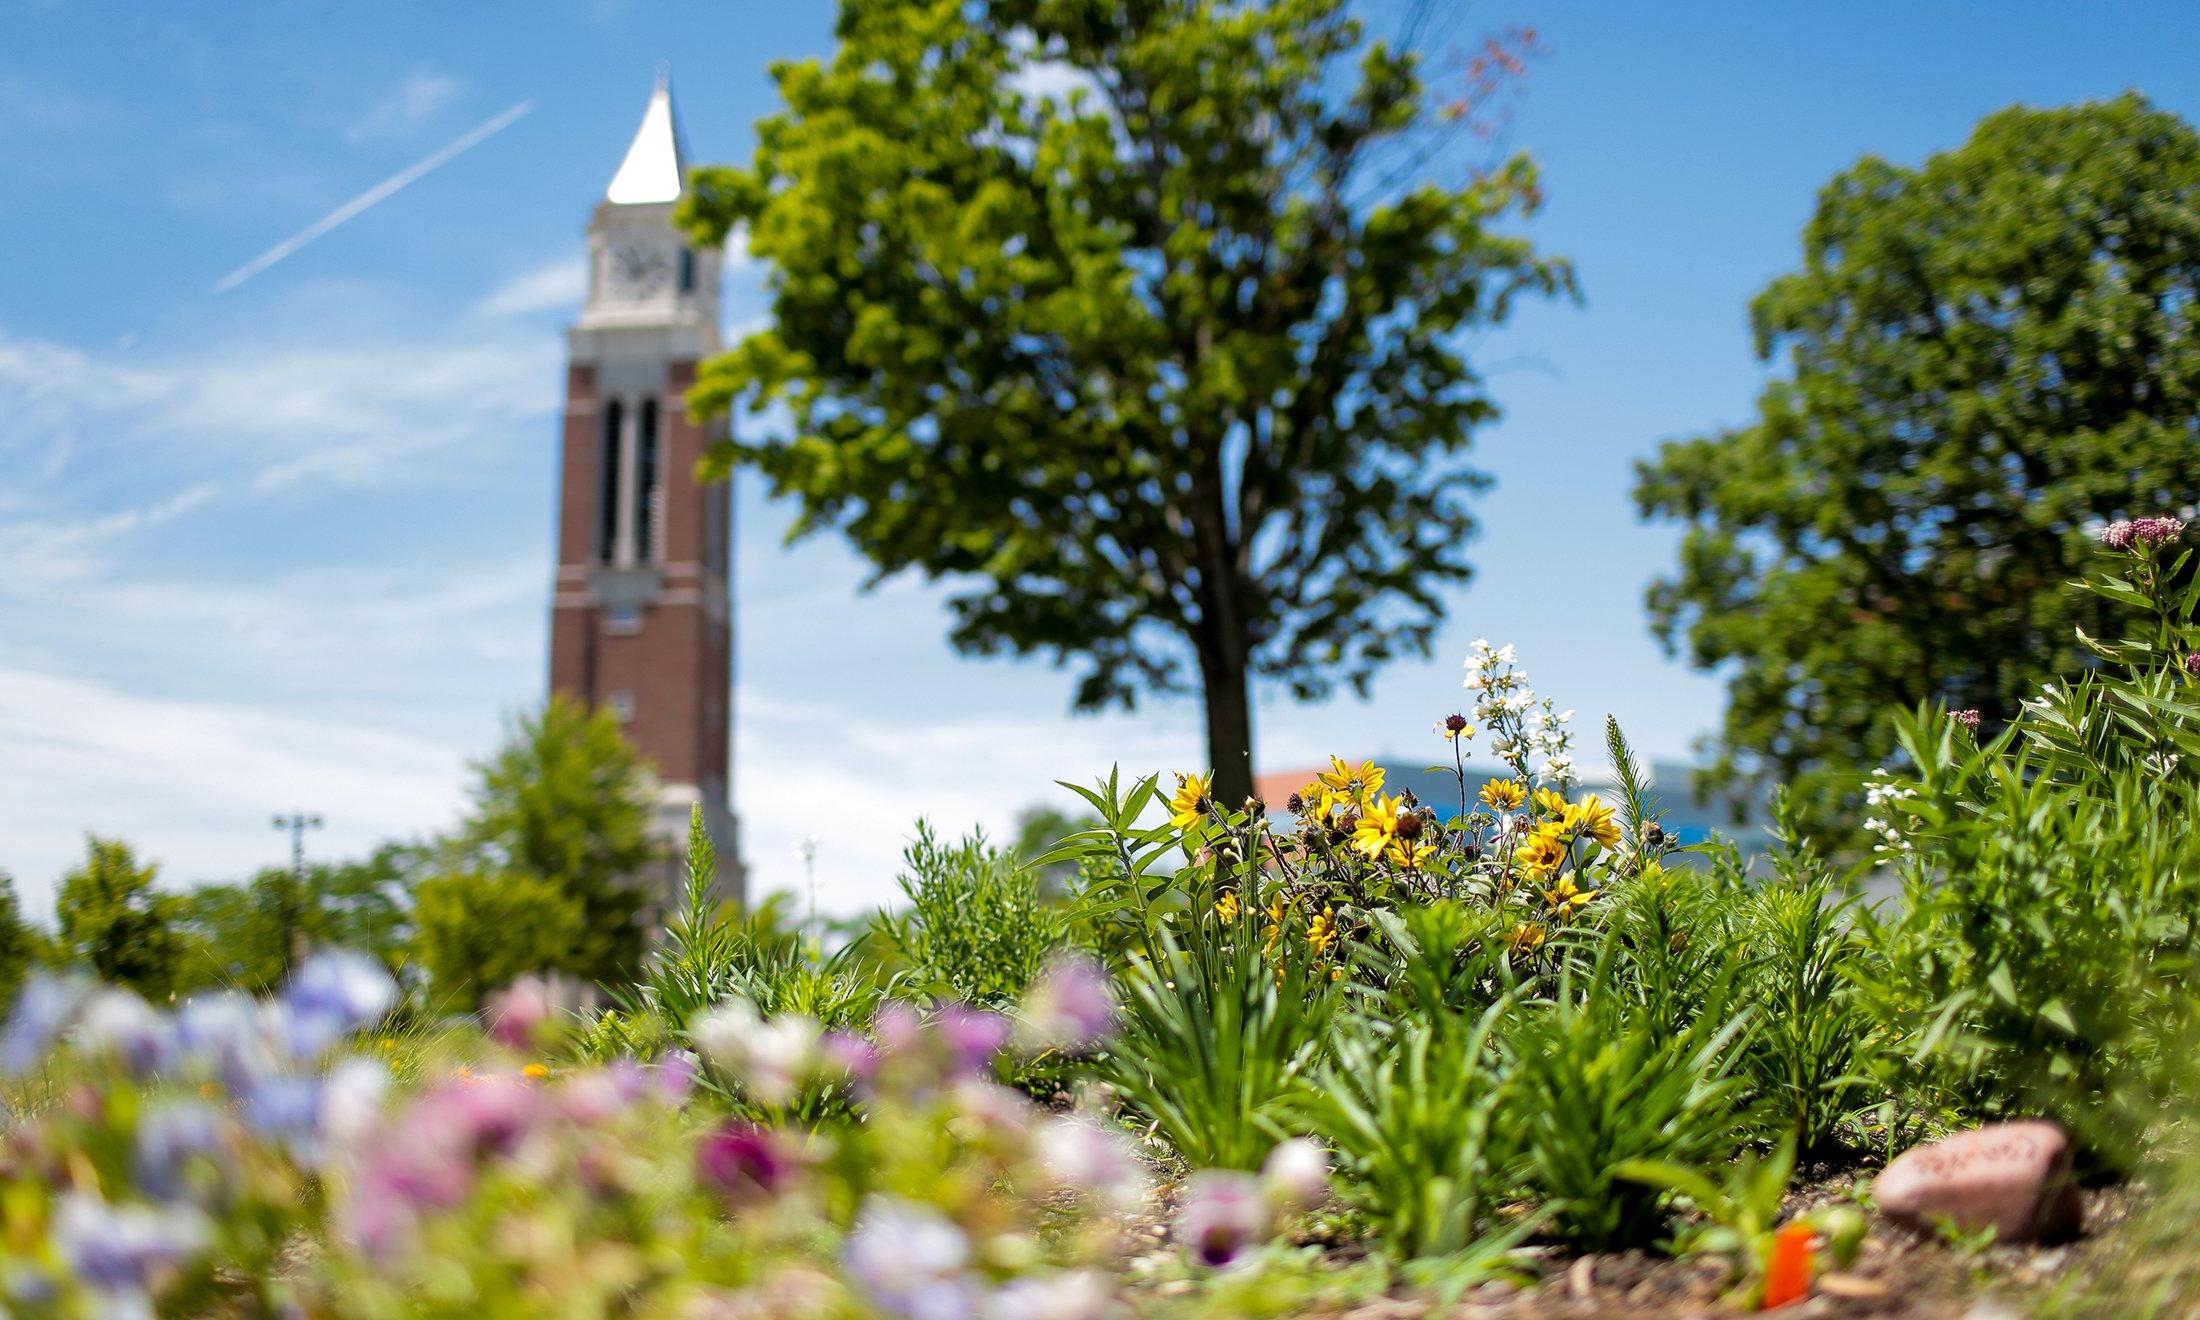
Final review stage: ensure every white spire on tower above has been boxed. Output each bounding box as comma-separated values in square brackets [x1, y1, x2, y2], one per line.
[605, 69, 688, 205]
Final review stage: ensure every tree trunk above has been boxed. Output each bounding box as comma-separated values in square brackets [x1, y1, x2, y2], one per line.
[1197, 636, 1256, 811]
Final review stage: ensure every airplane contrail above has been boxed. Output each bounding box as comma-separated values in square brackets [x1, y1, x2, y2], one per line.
[213, 99, 535, 295]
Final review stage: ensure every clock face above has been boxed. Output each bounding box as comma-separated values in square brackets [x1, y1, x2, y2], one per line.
[610, 243, 671, 297]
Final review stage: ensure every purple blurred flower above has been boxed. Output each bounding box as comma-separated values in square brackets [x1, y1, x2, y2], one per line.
[873, 1002, 924, 1056]
[133, 1102, 228, 1202]
[2184, 651, 2200, 679]
[843, 1195, 976, 1320]
[1259, 1138, 1330, 1212]
[655, 1048, 700, 1103]
[1016, 956, 1115, 1052]
[937, 1005, 1010, 1077]
[238, 1073, 326, 1164]
[72, 989, 172, 1078]
[174, 992, 283, 1085]
[422, 1073, 542, 1157]
[3, 972, 91, 1076]
[483, 974, 579, 1051]
[1951, 708, 1982, 730]
[696, 1120, 794, 1205]
[1035, 1117, 1145, 1210]
[1176, 1171, 1269, 1269]
[51, 1193, 209, 1300]
[557, 1060, 646, 1124]
[820, 1031, 879, 1086]
[984, 1270, 1118, 1320]
[280, 950, 397, 1059]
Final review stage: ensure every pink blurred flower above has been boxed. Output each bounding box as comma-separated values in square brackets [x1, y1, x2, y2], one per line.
[1017, 956, 1115, 1052]
[483, 975, 582, 1052]
[1176, 1171, 1269, 1269]
[937, 1005, 1011, 1077]
[696, 1120, 796, 1206]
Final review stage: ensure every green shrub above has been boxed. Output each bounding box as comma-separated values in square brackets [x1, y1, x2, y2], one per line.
[1507, 943, 1757, 1250]
[1288, 1002, 1517, 1260]
[1108, 927, 1337, 1170]
[1734, 806, 1884, 1152]
[616, 808, 883, 1040]
[876, 823, 1063, 1008]
[1859, 525, 2200, 1166]
[411, 870, 585, 1010]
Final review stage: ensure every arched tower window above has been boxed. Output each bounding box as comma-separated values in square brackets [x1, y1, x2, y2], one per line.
[635, 397, 660, 562]
[597, 398, 625, 564]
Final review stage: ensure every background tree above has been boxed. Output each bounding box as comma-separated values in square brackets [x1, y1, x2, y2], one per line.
[680, 0, 1569, 804]
[460, 696, 654, 986]
[170, 844, 419, 994]
[0, 872, 35, 1008]
[54, 837, 180, 998]
[1635, 94, 2200, 833]
[411, 871, 585, 1010]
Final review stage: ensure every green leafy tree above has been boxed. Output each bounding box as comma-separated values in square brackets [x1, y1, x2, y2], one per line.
[679, 1, 1569, 804]
[1635, 95, 2200, 832]
[0, 872, 35, 1007]
[411, 871, 587, 1010]
[54, 837, 180, 998]
[171, 845, 419, 994]
[461, 696, 655, 986]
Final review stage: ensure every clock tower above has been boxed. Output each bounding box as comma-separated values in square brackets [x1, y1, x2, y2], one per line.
[549, 72, 741, 909]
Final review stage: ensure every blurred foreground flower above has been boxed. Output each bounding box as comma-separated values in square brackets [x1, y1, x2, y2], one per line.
[1017, 955, 1115, 1052]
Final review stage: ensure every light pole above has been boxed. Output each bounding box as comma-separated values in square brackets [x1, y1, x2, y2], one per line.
[271, 812, 324, 967]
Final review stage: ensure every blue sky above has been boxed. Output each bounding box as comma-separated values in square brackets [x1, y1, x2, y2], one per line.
[4, 0, 2196, 916]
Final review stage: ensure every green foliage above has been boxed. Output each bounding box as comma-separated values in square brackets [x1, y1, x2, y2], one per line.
[679, 0, 1569, 802]
[460, 695, 656, 987]
[0, 871, 34, 1008]
[611, 807, 883, 1046]
[1738, 806, 1883, 1152]
[1288, 1002, 1518, 1260]
[171, 846, 419, 995]
[875, 823, 1065, 1008]
[1860, 528, 2200, 1167]
[1635, 94, 2200, 837]
[410, 870, 586, 1010]
[1507, 946, 1757, 1250]
[1108, 928, 1337, 1171]
[54, 836, 180, 998]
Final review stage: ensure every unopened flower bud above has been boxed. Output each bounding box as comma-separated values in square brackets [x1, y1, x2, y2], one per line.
[1394, 813, 1424, 842]
[1244, 796, 1265, 818]
[1643, 822, 1666, 848]
[1444, 713, 1469, 735]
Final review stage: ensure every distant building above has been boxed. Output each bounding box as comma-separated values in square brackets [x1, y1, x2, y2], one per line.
[1255, 757, 1771, 856]
[547, 74, 742, 910]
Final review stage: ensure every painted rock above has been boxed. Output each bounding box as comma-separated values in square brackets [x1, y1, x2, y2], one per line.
[1873, 1121, 2082, 1242]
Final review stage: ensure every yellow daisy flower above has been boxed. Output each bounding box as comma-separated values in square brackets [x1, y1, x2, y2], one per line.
[1532, 787, 1569, 818]
[1317, 756, 1385, 810]
[1542, 872, 1597, 915]
[1308, 905, 1338, 957]
[1168, 772, 1212, 830]
[1350, 793, 1406, 858]
[1214, 891, 1241, 922]
[1517, 829, 1568, 876]
[1508, 921, 1547, 955]
[522, 1062, 550, 1080]
[1479, 779, 1527, 812]
[1388, 837, 1438, 869]
[1563, 794, 1621, 849]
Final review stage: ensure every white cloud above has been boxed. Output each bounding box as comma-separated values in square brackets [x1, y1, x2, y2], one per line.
[0, 664, 471, 911]
[474, 254, 588, 318]
[345, 69, 467, 145]
[0, 322, 560, 494]
[733, 689, 1199, 917]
